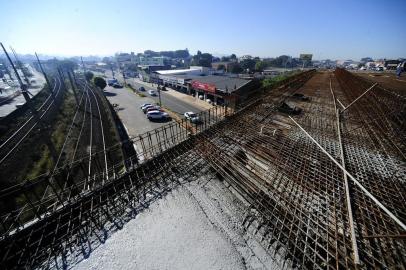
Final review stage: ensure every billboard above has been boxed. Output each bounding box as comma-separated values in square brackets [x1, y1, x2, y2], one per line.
[191, 81, 216, 93]
[300, 54, 313, 61]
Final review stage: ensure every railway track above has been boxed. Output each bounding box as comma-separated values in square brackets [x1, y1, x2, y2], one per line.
[0, 76, 63, 165]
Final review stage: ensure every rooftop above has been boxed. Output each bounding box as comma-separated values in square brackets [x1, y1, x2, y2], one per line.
[155, 68, 201, 75]
[190, 75, 251, 92]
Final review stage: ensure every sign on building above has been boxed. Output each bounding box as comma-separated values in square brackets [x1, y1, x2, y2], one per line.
[191, 81, 216, 93]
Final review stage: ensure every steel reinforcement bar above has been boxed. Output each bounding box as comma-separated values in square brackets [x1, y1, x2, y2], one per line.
[0, 70, 316, 269]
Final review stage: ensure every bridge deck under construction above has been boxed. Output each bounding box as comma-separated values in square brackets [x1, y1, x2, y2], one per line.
[1, 70, 405, 269]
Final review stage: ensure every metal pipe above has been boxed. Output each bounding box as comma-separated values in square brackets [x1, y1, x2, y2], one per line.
[330, 77, 360, 264]
[340, 83, 378, 113]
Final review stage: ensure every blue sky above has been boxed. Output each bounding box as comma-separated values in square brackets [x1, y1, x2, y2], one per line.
[1, 0, 405, 60]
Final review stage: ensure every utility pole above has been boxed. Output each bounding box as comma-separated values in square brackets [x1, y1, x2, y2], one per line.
[121, 69, 127, 85]
[81, 56, 86, 73]
[2, 61, 13, 80]
[10, 46, 30, 87]
[110, 63, 115, 79]
[57, 68, 67, 91]
[158, 87, 162, 106]
[1, 42, 32, 105]
[35, 52, 53, 94]
[67, 70, 79, 105]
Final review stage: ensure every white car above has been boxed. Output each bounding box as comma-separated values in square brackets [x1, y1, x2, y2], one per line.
[140, 103, 152, 109]
[142, 104, 160, 113]
[184, 112, 201, 123]
[147, 110, 170, 121]
[148, 90, 157, 96]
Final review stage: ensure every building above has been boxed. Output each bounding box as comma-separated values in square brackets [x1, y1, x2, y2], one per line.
[151, 67, 258, 106]
[115, 52, 136, 65]
[139, 56, 165, 66]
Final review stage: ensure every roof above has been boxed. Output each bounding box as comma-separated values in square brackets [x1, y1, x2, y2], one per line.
[190, 75, 251, 92]
[155, 68, 201, 75]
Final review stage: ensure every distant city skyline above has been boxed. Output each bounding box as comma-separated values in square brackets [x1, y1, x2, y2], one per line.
[1, 0, 405, 60]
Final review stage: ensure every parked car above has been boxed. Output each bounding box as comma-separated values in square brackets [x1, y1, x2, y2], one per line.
[184, 112, 201, 124]
[108, 78, 118, 86]
[142, 104, 161, 113]
[146, 106, 163, 113]
[142, 104, 155, 113]
[146, 110, 170, 121]
[140, 103, 152, 110]
[113, 83, 123, 88]
[148, 90, 157, 96]
[138, 86, 145, 91]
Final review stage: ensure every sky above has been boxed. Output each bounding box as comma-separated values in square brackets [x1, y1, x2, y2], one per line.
[1, 0, 405, 60]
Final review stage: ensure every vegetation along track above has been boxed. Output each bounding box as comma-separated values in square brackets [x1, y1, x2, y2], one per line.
[0, 76, 63, 166]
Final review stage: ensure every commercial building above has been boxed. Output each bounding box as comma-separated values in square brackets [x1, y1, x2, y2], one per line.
[151, 67, 258, 106]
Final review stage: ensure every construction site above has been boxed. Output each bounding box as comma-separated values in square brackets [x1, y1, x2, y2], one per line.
[0, 68, 405, 269]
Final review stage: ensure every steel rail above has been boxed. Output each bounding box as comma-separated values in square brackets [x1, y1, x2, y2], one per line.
[0, 76, 60, 150]
[0, 76, 62, 165]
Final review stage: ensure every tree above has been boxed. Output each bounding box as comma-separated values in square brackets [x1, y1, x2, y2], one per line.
[255, 61, 268, 71]
[191, 51, 213, 67]
[240, 59, 256, 72]
[230, 54, 237, 61]
[217, 64, 226, 70]
[57, 60, 78, 72]
[84, 71, 94, 81]
[93, 76, 107, 90]
[221, 56, 230, 62]
[230, 64, 243, 74]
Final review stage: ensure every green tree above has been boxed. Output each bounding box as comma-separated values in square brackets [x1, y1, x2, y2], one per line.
[230, 64, 243, 74]
[255, 61, 268, 71]
[221, 56, 230, 62]
[85, 71, 94, 81]
[191, 51, 213, 67]
[57, 60, 78, 72]
[230, 54, 237, 61]
[93, 76, 107, 89]
[217, 64, 226, 70]
[240, 59, 256, 72]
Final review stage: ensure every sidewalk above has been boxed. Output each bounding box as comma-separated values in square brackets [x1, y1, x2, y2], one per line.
[134, 78, 213, 111]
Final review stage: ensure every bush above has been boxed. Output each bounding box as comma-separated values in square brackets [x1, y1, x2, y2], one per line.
[85, 71, 94, 81]
[94, 76, 107, 89]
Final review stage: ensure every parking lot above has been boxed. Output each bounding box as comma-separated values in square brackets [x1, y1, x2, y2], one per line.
[103, 85, 171, 138]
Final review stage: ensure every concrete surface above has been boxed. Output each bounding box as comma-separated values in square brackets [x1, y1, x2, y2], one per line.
[72, 176, 279, 270]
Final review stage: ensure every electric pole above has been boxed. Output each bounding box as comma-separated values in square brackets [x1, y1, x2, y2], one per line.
[35, 52, 53, 94]
[10, 46, 31, 87]
[1, 42, 32, 105]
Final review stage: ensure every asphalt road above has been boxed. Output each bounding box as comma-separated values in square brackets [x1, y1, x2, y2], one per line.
[130, 80, 202, 114]
[104, 70, 202, 115]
